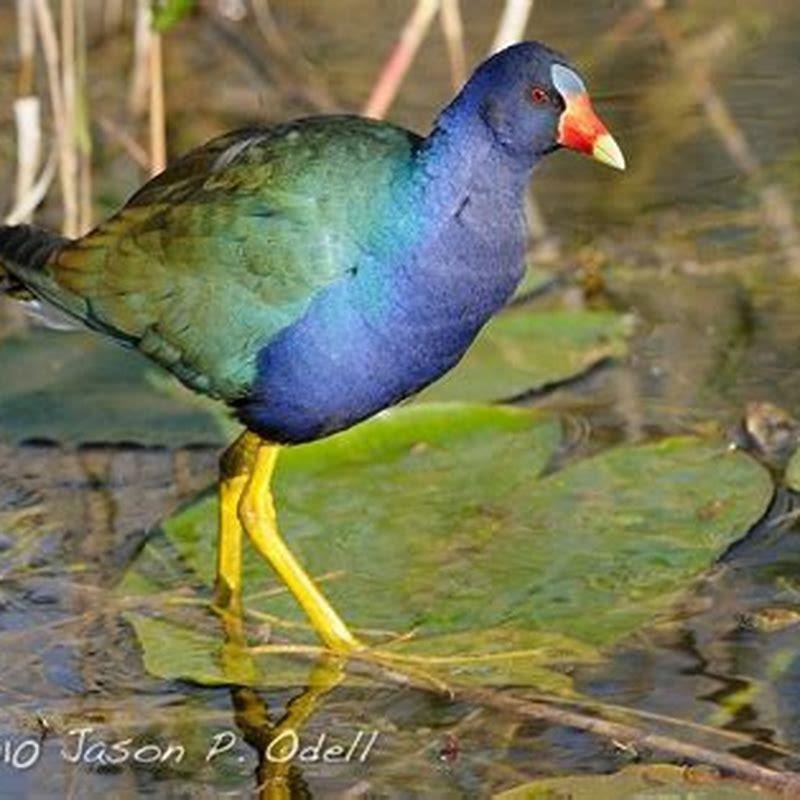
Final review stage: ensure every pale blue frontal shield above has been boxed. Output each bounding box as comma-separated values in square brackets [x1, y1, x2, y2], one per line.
[551, 63, 587, 98]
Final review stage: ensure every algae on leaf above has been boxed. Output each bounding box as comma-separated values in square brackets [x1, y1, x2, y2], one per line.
[121, 404, 771, 688]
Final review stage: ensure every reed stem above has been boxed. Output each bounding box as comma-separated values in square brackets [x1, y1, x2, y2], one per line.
[362, 0, 441, 120]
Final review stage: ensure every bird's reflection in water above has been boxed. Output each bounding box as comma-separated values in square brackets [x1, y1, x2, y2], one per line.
[217, 605, 346, 799]
[232, 658, 345, 800]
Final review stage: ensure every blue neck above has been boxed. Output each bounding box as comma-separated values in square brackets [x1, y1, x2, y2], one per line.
[410, 101, 534, 221]
[339, 103, 535, 374]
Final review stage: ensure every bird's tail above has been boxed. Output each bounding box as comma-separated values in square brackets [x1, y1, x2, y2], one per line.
[0, 225, 69, 297]
[0, 225, 86, 329]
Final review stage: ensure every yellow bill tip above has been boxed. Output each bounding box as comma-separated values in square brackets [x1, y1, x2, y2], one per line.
[592, 133, 626, 171]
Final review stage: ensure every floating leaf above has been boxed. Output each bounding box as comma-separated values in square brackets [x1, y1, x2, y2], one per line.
[495, 763, 779, 799]
[0, 329, 237, 446]
[121, 404, 771, 688]
[419, 309, 632, 403]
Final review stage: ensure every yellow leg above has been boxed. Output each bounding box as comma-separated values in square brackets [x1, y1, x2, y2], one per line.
[214, 436, 254, 616]
[229, 431, 362, 653]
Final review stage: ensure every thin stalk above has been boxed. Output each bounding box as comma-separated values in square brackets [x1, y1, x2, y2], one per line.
[470, 687, 800, 796]
[31, 0, 71, 237]
[362, 0, 441, 120]
[249, 0, 339, 112]
[5, 152, 57, 226]
[249, 0, 294, 59]
[148, 27, 167, 175]
[130, 0, 150, 117]
[650, 6, 800, 274]
[15, 0, 36, 95]
[11, 0, 42, 225]
[97, 115, 150, 170]
[59, 0, 80, 237]
[439, 0, 466, 90]
[586, 0, 660, 67]
[489, 0, 535, 54]
[102, 0, 126, 34]
[129, 0, 166, 176]
[75, 0, 91, 233]
[248, 642, 800, 796]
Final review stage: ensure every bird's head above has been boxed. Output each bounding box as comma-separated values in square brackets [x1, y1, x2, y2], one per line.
[452, 41, 625, 171]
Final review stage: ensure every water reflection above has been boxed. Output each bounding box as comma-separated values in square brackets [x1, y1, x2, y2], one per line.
[230, 658, 346, 799]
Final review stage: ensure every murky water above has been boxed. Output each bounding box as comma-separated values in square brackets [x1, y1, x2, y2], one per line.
[1, 0, 800, 797]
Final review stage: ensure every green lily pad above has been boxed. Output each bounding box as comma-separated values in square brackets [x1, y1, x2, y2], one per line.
[418, 309, 633, 403]
[0, 329, 238, 446]
[121, 403, 771, 689]
[495, 763, 777, 799]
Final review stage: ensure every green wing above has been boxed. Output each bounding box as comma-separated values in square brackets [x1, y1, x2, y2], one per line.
[47, 117, 419, 399]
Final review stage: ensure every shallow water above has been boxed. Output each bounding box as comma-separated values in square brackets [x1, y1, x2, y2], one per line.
[1, 0, 800, 797]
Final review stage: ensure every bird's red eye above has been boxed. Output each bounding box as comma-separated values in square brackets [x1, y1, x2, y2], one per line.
[531, 86, 549, 105]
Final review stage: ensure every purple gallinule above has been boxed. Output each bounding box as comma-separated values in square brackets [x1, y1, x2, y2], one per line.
[0, 42, 624, 652]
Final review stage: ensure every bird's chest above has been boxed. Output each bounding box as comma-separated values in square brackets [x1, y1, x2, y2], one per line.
[379, 207, 526, 355]
[244, 197, 525, 443]
[346, 204, 526, 372]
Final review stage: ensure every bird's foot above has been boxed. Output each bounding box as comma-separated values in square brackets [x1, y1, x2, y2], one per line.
[246, 637, 453, 695]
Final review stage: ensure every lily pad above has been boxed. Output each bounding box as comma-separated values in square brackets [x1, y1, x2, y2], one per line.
[495, 763, 777, 799]
[0, 329, 238, 446]
[121, 403, 771, 689]
[418, 309, 632, 403]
